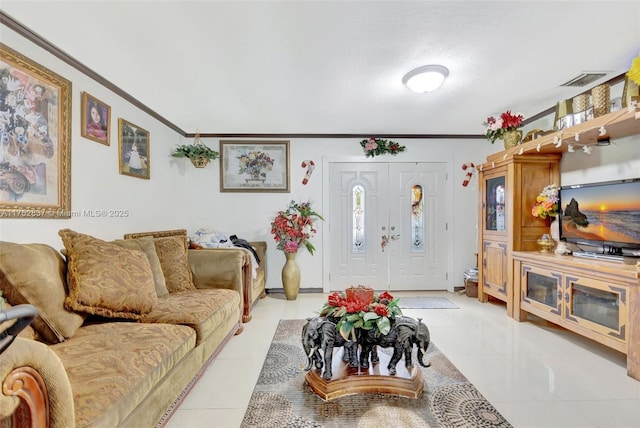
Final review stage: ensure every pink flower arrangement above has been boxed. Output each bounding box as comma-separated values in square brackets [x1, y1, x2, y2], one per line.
[483, 110, 525, 144]
[270, 200, 323, 254]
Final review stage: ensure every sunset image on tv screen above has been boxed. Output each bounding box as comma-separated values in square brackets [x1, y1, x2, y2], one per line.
[560, 180, 640, 245]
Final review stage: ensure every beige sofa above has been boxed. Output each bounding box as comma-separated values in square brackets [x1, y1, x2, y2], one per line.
[139, 230, 267, 322]
[0, 228, 260, 427]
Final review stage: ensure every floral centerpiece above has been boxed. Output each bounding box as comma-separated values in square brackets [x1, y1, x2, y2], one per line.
[360, 137, 406, 158]
[483, 110, 525, 144]
[319, 286, 402, 338]
[271, 200, 323, 254]
[531, 184, 559, 219]
[238, 150, 274, 180]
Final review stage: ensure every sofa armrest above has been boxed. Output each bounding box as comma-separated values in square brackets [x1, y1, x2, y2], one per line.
[249, 241, 267, 280]
[1, 338, 74, 428]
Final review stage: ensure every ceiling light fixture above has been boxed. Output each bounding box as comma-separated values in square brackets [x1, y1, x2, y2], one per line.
[402, 65, 449, 93]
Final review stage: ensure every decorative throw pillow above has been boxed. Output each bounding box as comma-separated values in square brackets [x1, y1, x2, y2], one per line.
[153, 235, 196, 293]
[112, 236, 169, 297]
[0, 242, 86, 343]
[59, 229, 158, 320]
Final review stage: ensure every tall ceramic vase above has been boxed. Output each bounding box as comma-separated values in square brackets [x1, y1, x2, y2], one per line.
[503, 129, 522, 149]
[281, 251, 300, 300]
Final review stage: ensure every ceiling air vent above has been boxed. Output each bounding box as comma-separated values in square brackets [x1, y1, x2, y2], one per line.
[560, 72, 608, 87]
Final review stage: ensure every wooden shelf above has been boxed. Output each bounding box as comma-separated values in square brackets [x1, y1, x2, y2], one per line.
[485, 107, 640, 164]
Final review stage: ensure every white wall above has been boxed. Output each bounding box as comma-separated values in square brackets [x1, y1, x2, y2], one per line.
[3, 23, 638, 293]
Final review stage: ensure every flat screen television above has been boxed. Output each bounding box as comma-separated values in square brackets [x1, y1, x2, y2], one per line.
[559, 178, 640, 258]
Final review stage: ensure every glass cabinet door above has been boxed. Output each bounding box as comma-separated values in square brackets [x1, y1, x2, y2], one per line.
[485, 176, 506, 232]
[565, 276, 627, 341]
[523, 269, 562, 315]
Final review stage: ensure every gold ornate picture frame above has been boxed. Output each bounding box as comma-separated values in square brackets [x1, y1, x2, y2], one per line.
[81, 91, 110, 146]
[0, 43, 72, 218]
[118, 118, 150, 179]
[220, 140, 290, 192]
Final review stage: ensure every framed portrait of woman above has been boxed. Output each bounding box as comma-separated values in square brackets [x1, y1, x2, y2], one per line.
[118, 118, 150, 179]
[81, 92, 110, 145]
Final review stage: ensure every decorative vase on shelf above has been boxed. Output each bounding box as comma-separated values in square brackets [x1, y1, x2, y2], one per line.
[503, 129, 522, 149]
[281, 251, 300, 300]
[537, 234, 555, 253]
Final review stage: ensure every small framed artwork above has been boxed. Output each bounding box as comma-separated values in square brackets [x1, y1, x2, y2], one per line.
[585, 106, 595, 121]
[118, 118, 150, 179]
[80, 92, 110, 145]
[220, 140, 289, 192]
[0, 43, 72, 218]
[556, 115, 574, 131]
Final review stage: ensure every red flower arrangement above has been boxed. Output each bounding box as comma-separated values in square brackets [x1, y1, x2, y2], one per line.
[270, 200, 323, 254]
[319, 285, 402, 337]
[483, 110, 525, 144]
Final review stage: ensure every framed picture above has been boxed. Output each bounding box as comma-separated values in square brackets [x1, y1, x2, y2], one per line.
[118, 118, 150, 179]
[220, 140, 289, 192]
[0, 43, 72, 218]
[573, 110, 586, 126]
[81, 92, 110, 145]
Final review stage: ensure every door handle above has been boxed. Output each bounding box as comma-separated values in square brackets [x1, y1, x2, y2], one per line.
[390, 234, 400, 241]
[381, 234, 389, 251]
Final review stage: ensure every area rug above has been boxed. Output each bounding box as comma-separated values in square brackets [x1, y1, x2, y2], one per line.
[398, 296, 459, 309]
[241, 319, 511, 428]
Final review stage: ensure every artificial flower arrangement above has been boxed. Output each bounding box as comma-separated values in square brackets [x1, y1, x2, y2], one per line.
[171, 143, 219, 161]
[531, 184, 559, 219]
[483, 110, 525, 144]
[270, 200, 323, 254]
[319, 285, 403, 338]
[360, 137, 406, 158]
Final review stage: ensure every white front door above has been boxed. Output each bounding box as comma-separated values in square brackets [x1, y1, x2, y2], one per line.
[328, 162, 448, 291]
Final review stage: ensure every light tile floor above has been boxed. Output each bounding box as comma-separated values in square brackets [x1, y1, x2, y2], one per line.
[166, 291, 640, 428]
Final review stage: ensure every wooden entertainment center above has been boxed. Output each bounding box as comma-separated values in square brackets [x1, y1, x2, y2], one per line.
[477, 107, 640, 380]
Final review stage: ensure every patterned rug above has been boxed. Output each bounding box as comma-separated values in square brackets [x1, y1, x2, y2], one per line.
[241, 319, 511, 428]
[398, 297, 459, 309]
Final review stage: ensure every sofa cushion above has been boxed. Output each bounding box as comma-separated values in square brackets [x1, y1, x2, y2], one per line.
[140, 288, 240, 345]
[112, 236, 169, 297]
[50, 322, 196, 428]
[153, 235, 196, 293]
[59, 229, 158, 320]
[0, 242, 86, 343]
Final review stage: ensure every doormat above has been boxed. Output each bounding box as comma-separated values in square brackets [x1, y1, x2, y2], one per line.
[241, 319, 511, 427]
[398, 296, 459, 309]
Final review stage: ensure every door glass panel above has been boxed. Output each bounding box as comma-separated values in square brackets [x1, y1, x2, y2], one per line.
[411, 184, 424, 252]
[486, 177, 505, 231]
[526, 272, 558, 307]
[572, 284, 619, 330]
[352, 185, 365, 252]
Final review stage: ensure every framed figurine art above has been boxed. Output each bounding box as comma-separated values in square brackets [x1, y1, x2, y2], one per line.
[0, 43, 72, 218]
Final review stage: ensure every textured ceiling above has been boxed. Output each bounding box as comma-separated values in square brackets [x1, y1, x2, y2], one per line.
[2, 1, 639, 136]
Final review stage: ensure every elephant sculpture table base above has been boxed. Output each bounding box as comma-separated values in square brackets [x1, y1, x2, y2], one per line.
[304, 347, 424, 401]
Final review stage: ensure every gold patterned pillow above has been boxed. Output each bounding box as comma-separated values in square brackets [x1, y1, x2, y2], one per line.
[0, 242, 86, 343]
[112, 236, 169, 297]
[59, 229, 158, 320]
[153, 235, 196, 292]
